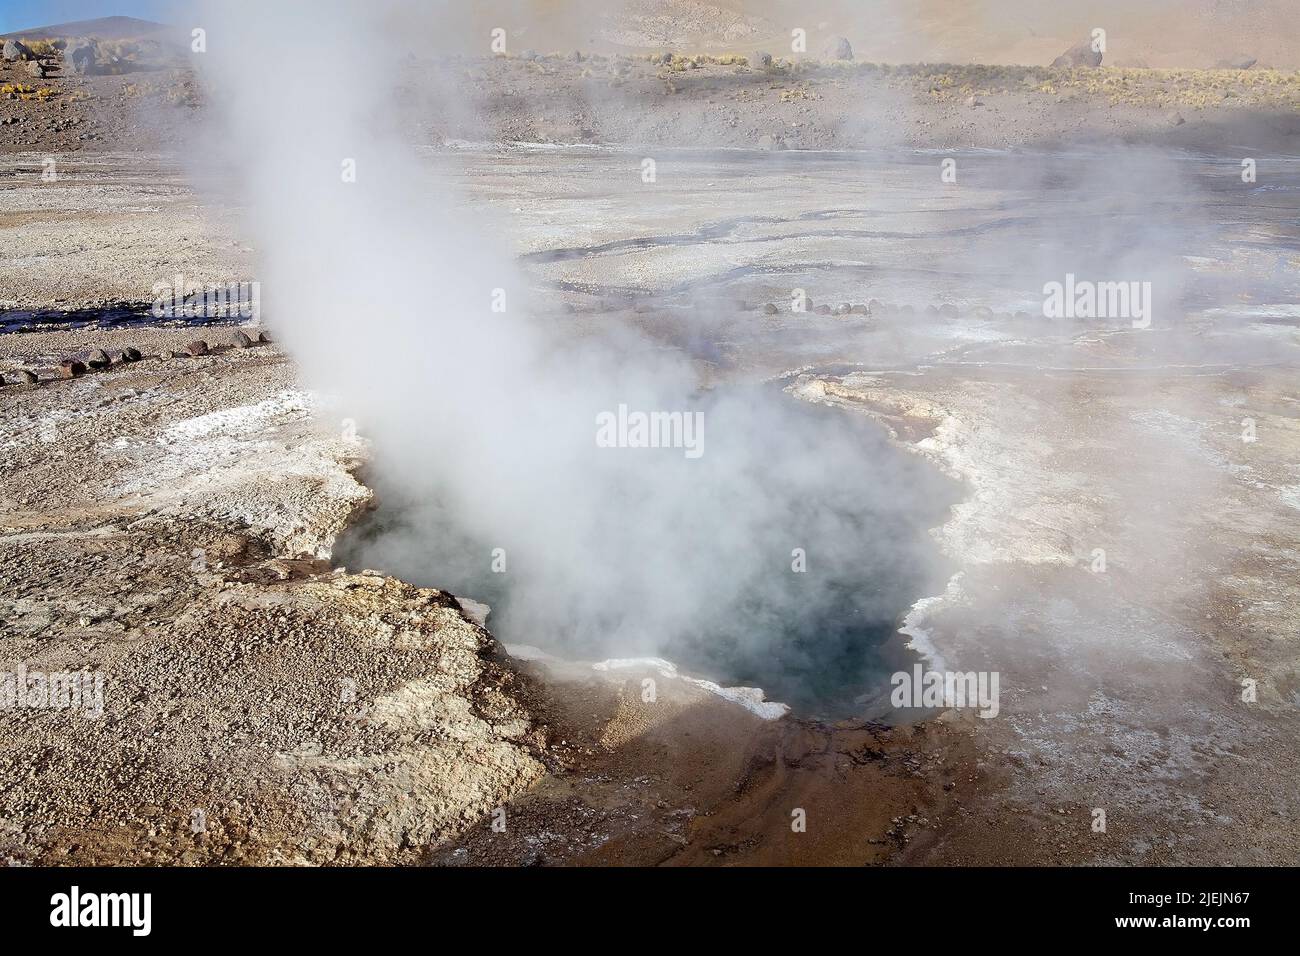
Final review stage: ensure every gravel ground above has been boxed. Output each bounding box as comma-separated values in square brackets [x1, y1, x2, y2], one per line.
[2, 26, 1299, 865]
[0, 333, 548, 864]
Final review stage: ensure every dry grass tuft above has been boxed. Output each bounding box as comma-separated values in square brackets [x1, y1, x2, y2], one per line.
[1, 82, 56, 102]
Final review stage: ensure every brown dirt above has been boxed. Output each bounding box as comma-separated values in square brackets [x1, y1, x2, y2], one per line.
[3, 48, 1298, 161]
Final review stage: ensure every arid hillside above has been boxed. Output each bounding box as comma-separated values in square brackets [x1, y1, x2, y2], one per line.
[420, 0, 1300, 68]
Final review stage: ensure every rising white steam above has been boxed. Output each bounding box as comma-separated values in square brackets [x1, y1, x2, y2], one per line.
[189, 0, 950, 708]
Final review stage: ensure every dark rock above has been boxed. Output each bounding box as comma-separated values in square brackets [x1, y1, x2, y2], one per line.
[121, 346, 142, 361]
[65, 39, 98, 76]
[822, 36, 853, 61]
[232, 329, 254, 348]
[256, 330, 271, 343]
[86, 349, 110, 369]
[2, 39, 30, 62]
[185, 340, 210, 357]
[58, 359, 87, 378]
[1051, 39, 1103, 69]
[11, 369, 38, 384]
[1215, 53, 1256, 70]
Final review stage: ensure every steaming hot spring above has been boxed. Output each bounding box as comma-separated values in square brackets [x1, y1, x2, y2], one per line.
[3, 0, 1299, 870]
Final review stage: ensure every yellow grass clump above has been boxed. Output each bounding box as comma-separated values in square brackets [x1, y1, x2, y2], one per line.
[1, 82, 56, 102]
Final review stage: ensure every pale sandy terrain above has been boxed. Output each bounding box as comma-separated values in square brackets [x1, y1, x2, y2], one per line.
[1, 1, 1298, 866]
[0, 325, 554, 864]
[5, 135, 1298, 864]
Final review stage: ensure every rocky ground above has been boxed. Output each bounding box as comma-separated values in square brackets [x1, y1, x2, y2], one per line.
[0, 153, 248, 312]
[0, 328, 552, 864]
[792, 362, 1300, 865]
[2, 44, 1298, 163]
[429, 54, 1300, 155]
[0, 322, 984, 866]
[2, 15, 1298, 866]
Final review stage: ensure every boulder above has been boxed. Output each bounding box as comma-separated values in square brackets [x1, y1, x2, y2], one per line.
[821, 36, 853, 61]
[86, 349, 110, 369]
[256, 330, 272, 343]
[2, 39, 30, 62]
[11, 369, 38, 384]
[122, 346, 142, 362]
[1051, 39, 1103, 69]
[232, 329, 254, 348]
[65, 39, 97, 76]
[25, 60, 47, 78]
[58, 359, 87, 378]
[185, 340, 210, 357]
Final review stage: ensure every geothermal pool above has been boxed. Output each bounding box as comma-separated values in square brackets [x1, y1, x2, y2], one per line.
[336, 142, 1299, 718]
[337, 381, 959, 717]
